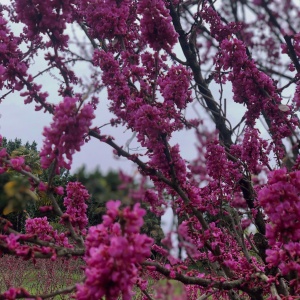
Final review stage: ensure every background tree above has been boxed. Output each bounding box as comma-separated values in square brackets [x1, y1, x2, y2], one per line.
[75, 166, 164, 245]
[0, 138, 164, 243]
[0, 138, 40, 231]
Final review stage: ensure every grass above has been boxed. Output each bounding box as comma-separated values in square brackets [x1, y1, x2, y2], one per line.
[0, 256, 191, 300]
[0, 255, 84, 299]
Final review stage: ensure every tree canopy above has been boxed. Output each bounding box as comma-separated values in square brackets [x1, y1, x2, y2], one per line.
[0, 0, 300, 299]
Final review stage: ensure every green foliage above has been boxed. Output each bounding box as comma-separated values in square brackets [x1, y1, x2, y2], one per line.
[11, 146, 42, 175]
[0, 173, 36, 232]
[0, 137, 164, 244]
[2, 137, 38, 155]
[0, 138, 44, 230]
[74, 166, 164, 244]
[0, 138, 40, 231]
[0, 137, 76, 220]
[74, 166, 129, 225]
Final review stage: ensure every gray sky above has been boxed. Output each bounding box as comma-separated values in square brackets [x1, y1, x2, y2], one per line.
[0, 90, 202, 174]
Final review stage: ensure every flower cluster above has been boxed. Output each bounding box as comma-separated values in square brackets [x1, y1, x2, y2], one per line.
[20, 78, 51, 112]
[258, 168, 300, 245]
[201, 6, 242, 42]
[230, 127, 270, 174]
[0, 138, 32, 174]
[218, 37, 297, 155]
[143, 189, 166, 216]
[137, 0, 178, 51]
[77, 0, 132, 40]
[10, 157, 25, 171]
[178, 217, 263, 287]
[202, 5, 298, 158]
[221, 39, 295, 142]
[95, 49, 190, 185]
[62, 181, 89, 234]
[76, 200, 153, 300]
[158, 65, 192, 110]
[258, 168, 300, 285]
[0, 13, 27, 92]
[40, 97, 95, 173]
[2, 233, 55, 259]
[25, 217, 71, 248]
[1, 156, 27, 174]
[93, 50, 130, 120]
[14, 0, 72, 49]
[206, 140, 242, 184]
[133, 104, 172, 143]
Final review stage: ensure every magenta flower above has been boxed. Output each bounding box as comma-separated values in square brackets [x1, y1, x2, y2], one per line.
[137, 0, 178, 51]
[158, 65, 192, 110]
[26, 217, 71, 248]
[62, 182, 89, 234]
[76, 201, 153, 300]
[259, 168, 300, 283]
[40, 97, 95, 173]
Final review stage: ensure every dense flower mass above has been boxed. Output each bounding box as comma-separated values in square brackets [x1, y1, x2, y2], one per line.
[158, 65, 192, 110]
[40, 97, 95, 173]
[25, 217, 71, 248]
[206, 140, 242, 183]
[77, 0, 132, 40]
[0, 13, 27, 91]
[137, 0, 178, 51]
[201, 6, 242, 42]
[217, 38, 292, 136]
[202, 4, 298, 159]
[62, 181, 89, 234]
[258, 168, 300, 289]
[240, 127, 270, 174]
[14, 0, 72, 48]
[76, 201, 153, 300]
[258, 168, 300, 245]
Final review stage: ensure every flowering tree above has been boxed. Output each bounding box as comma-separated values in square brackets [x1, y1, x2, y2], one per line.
[1, 0, 300, 299]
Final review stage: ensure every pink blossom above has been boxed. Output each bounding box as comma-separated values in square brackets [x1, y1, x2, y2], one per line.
[259, 168, 300, 286]
[2, 287, 30, 300]
[240, 127, 270, 173]
[202, 5, 298, 157]
[77, 0, 132, 40]
[62, 182, 89, 234]
[10, 157, 25, 171]
[137, 0, 178, 51]
[206, 140, 242, 183]
[5, 234, 20, 250]
[76, 201, 153, 300]
[55, 186, 64, 195]
[0, 13, 27, 91]
[38, 182, 47, 192]
[40, 97, 95, 173]
[201, 6, 242, 42]
[14, 0, 72, 49]
[158, 65, 192, 109]
[39, 205, 53, 213]
[25, 217, 71, 248]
